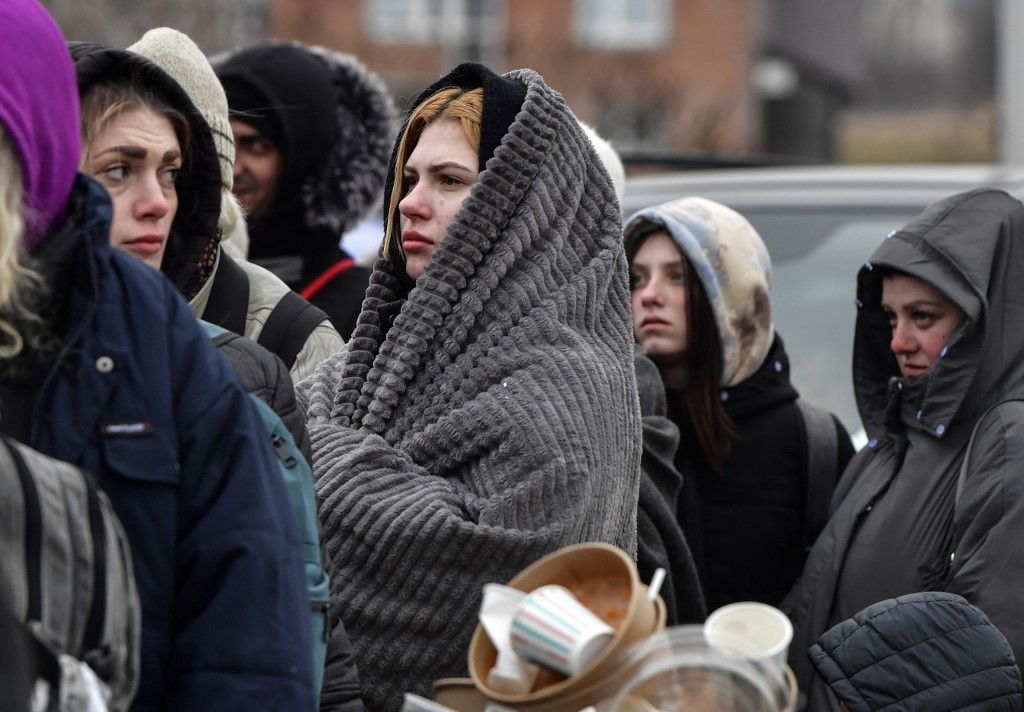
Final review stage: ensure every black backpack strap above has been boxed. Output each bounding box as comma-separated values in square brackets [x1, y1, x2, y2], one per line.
[203, 252, 250, 336]
[257, 291, 329, 371]
[956, 398, 1024, 505]
[796, 399, 839, 550]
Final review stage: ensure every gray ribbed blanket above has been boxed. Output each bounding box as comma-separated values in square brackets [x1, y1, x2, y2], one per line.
[298, 67, 642, 711]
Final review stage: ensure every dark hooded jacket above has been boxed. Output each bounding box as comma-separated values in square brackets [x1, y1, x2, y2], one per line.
[784, 188, 1024, 711]
[624, 197, 854, 613]
[69, 41, 320, 450]
[669, 334, 853, 612]
[213, 42, 395, 341]
[634, 346, 707, 626]
[0, 176, 315, 712]
[69, 43, 364, 708]
[809, 592, 1022, 711]
[70, 40, 342, 384]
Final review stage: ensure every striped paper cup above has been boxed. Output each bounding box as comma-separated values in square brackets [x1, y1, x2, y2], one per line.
[510, 585, 615, 676]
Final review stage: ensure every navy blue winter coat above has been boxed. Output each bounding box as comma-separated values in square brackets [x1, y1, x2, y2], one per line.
[28, 177, 316, 711]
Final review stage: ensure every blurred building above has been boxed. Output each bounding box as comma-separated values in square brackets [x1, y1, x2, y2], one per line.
[270, 0, 864, 162]
[44, 0, 996, 164]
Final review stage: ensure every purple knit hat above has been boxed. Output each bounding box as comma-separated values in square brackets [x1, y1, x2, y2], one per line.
[0, 0, 81, 252]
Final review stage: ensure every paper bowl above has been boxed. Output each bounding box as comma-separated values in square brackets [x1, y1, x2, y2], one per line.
[467, 542, 665, 707]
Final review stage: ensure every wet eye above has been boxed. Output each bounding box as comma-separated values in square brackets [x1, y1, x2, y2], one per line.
[160, 165, 181, 188]
[912, 310, 936, 326]
[100, 163, 127, 182]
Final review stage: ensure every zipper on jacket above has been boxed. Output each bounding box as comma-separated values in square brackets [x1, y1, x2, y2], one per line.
[313, 599, 331, 643]
[271, 433, 298, 469]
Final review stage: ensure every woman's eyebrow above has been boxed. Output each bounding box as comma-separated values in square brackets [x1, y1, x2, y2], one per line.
[427, 160, 474, 174]
[904, 299, 944, 309]
[94, 145, 147, 159]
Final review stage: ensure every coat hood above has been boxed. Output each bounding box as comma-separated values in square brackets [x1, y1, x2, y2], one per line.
[624, 196, 775, 387]
[0, 0, 81, 251]
[70, 41, 222, 300]
[853, 188, 1024, 439]
[809, 591, 1023, 711]
[212, 41, 395, 247]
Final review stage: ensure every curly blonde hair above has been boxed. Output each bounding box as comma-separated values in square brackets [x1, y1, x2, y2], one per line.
[0, 129, 39, 359]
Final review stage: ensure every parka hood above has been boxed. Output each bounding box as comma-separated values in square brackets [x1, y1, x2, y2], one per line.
[212, 41, 395, 250]
[854, 188, 1024, 439]
[624, 196, 775, 387]
[70, 41, 222, 299]
[0, 0, 81, 251]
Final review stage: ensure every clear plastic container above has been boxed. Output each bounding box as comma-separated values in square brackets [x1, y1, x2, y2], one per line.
[602, 625, 797, 712]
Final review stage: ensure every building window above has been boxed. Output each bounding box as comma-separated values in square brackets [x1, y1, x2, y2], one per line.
[364, 0, 504, 50]
[574, 0, 672, 50]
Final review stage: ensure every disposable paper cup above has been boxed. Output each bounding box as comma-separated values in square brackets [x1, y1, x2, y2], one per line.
[467, 542, 666, 709]
[510, 585, 615, 676]
[704, 602, 793, 676]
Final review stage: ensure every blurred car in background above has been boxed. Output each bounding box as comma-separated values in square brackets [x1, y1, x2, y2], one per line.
[622, 163, 1024, 447]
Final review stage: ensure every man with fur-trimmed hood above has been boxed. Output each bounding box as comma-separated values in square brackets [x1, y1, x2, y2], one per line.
[213, 42, 395, 341]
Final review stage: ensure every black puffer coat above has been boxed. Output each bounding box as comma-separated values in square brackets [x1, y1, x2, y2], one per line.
[809, 591, 1022, 711]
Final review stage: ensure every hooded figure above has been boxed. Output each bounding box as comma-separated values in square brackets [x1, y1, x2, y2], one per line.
[71, 32, 343, 384]
[809, 591, 1023, 711]
[784, 188, 1024, 710]
[624, 197, 854, 612]
[296, 62, 642, 709]
[213, 42, 396, 341]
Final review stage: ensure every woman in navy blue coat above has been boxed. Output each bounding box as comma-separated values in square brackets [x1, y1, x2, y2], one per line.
[0, 2, 315, 709]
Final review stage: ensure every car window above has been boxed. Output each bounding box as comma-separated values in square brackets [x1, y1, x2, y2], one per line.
[743, 211, 917, 448]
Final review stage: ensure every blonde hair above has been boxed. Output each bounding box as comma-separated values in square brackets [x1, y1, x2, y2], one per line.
[217, 187, 250, 261]
[381, 86, 483, 259]
[79, 79, 191, 169]
[0, 129, 43, 358]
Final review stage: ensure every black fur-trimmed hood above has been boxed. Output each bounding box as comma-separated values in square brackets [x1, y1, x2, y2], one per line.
[212, 41, 396, 246]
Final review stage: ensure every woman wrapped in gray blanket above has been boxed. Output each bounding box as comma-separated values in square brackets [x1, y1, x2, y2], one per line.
[297, 62, 643, 710]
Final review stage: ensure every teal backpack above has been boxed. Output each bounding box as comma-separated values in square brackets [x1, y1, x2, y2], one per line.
[200, 321, 329, 698]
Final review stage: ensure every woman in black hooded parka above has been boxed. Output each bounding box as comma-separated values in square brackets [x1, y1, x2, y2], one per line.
[784, 188, 1024, 710]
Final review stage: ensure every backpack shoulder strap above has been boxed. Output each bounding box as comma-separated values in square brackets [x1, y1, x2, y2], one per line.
[257, 291, 329, 371]
[203, 252, 250, 336]
[796, 398, 839, 550]
[299, 257, 355, 302]
[956, 398, 1024, 505]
